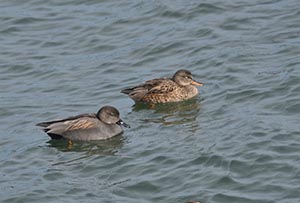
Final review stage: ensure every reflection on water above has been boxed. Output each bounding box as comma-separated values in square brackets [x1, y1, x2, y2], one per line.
[47, 135, 124, 155]
[1, 0, 300, 202]
[132, 98, 201, 125]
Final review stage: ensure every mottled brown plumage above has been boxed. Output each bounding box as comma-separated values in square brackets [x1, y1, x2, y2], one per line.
[121, 69, 203, 103]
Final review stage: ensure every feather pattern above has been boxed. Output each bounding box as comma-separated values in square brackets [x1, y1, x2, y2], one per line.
[121, 70, 202, 103]
[36, 106, 129, 141]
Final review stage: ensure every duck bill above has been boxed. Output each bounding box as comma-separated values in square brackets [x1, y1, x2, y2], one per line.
[117, 119, 130, 128]
[191, 80, 203, 86]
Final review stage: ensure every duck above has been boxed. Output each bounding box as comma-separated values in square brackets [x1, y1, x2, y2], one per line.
[121, 69, 203, 104]
[36, 106, 130, 141]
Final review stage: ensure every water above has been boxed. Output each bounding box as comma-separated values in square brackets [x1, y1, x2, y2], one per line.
[1, 0, 300, 202]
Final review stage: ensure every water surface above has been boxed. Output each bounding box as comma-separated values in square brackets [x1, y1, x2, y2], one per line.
[1, 0, 300, 202]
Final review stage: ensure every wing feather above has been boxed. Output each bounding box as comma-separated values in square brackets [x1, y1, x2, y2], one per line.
[146, 78, 176, 94]
[65, 118, 96, 131]
[121, 77, 177, 102]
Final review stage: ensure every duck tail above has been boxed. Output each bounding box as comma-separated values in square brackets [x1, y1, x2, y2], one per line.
[120, 88, 133, 95]
[36, 122, 50, 127]
[36, 122, 51, 132]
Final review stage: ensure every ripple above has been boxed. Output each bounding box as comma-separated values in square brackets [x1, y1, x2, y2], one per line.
[1, 0, 300, 202]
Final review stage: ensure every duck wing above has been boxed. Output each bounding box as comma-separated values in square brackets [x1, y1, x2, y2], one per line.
[36, 113, 96, 127]
[121, 78, 176, 101]
[37, 114, 98, 139]
[145, 78, 176, 94]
